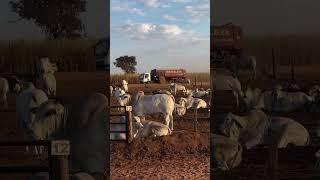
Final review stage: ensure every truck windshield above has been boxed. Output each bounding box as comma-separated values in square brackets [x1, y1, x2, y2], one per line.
[139, 74, 144, 79]
[145, 74, 149, 78]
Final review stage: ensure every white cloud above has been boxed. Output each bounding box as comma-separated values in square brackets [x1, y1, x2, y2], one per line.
[139, 0, 160, 8]
[162, 14, 178, 21]
[113, 22, 208, 45]
[184, 2, 209, 23]
[139, 0, 191, 8]
[111, 1, 145, 16]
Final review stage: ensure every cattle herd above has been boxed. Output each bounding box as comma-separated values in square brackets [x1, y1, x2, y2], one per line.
[2, 56, 320, 178]
[110, 80, 211, 139]
[212, 57, 320, 173]
[0, 57, 108, 179]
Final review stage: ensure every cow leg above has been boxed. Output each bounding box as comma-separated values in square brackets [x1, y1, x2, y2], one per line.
[3, 94, 8, 110]
[25, 146, 30, 153]
[169, 114, 174, 133]
[34, 146, 39, 155]
[232, 91, 239, 108]
[276, 126, 289, 148]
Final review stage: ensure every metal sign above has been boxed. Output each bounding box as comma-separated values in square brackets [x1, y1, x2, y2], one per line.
[125, 106, 132, 112]
[51, 140, 70, 156]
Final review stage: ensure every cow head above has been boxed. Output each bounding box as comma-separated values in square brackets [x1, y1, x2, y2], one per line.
[27, 100, 65, 140]
[38, 57, 58, 74]
[132, 116, 144, 138]
[219, 113, 245, 141]
[133, 116, 144, 129]
[121, 80, 128, 85]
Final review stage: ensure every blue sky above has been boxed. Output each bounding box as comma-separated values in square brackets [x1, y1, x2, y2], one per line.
[111, 0, 209, 74]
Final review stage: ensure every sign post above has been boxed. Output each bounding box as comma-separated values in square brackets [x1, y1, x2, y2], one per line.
[49, 140, 70, 180]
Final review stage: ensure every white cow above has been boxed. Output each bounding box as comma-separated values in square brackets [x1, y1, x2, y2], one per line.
[271, 87, 314, 113]
[22, 92, 108, 175]
[16, 83, 49, 155]
[36, 57, 58, 75]
[212, 134, 243, 171]
[109, 86, 113, 96]
[174, 102, 187, 117]
[121, 80, 128, 92]
[243, 87, 312, 113]
[191, 88, 209, 98]
[116, 93, 131, 107]
[36, 73, 57, 97]
[128, 91, 175, 132]
[219, 110, 309, 149]
[213, 74, 243, 108]
[0, 77, 9, 110]
[169, 83, 187, 96]
[132, 116, 171, 138]
[225, 55, 257, 79]
[113, 87, 125, 99]
[309, 85, 320, 99]
[179, 95, 207, 110]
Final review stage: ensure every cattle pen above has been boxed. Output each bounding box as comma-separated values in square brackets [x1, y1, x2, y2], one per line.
[212, 82, 320, 180]
[0, 140, 70, 180]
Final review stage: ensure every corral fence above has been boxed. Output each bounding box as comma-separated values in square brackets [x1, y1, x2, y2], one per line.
[110, 106, 133, 143]
[0, 140, 70, 180]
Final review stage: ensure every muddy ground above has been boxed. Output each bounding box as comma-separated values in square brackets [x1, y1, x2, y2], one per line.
[110, 83, 210, 179]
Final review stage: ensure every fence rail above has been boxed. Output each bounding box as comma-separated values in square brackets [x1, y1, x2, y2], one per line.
[0, 140, 70, 180]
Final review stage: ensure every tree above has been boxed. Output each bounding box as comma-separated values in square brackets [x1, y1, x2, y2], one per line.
[9, 0, 87, 39]
[113, 56, 137, 73]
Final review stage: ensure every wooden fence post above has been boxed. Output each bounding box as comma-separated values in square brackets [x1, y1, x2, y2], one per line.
[126, 106, 133, 143]
[267, 137, 278, 180]
[49, 140, 70, 180]
[272, 48, 276, 79]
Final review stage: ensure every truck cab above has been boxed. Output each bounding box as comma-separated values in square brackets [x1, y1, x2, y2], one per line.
[139, 73, 151, 83]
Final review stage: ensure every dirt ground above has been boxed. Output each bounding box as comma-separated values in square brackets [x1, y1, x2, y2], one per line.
[110, 83, 210, 179]
[212, 68, 320, 180]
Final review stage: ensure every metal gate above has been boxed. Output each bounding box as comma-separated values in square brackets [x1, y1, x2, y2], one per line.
[110, 106, 133, 143]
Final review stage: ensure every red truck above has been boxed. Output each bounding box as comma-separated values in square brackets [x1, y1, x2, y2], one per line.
[139, 69, 187, 83]
[211, 23, 243, 63]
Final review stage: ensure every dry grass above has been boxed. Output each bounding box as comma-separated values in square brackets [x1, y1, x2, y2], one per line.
[111, 72, 210, 85]
[0, 39, 97, 73]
